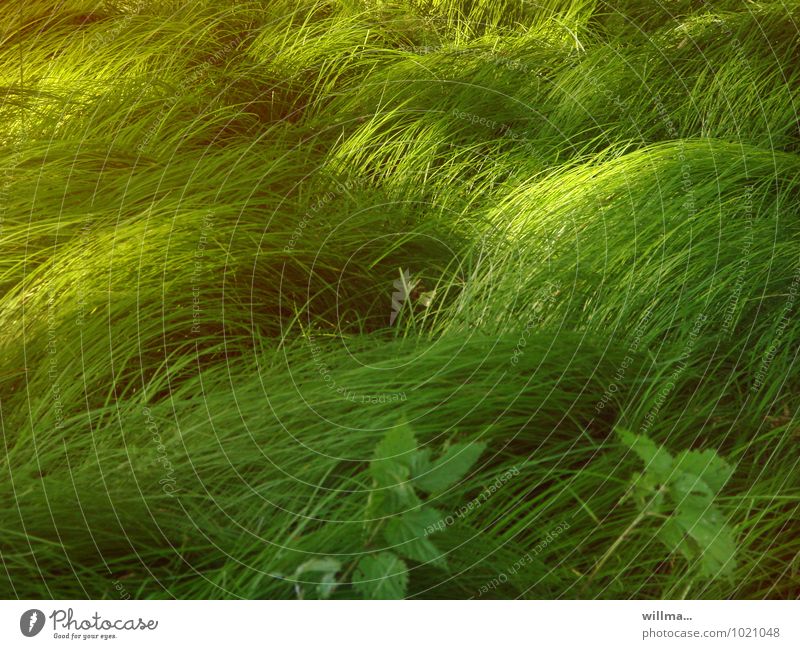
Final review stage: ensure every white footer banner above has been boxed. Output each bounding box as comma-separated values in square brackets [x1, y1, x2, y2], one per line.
[0, 600, 796, 647]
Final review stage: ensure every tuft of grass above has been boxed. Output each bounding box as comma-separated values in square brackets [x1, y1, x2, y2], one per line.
[1, 0, 799, 599]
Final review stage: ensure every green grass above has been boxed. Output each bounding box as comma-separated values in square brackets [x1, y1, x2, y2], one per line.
[1, 0, 799, 599]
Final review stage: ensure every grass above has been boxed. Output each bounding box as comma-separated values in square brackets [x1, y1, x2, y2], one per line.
[0, 0, 799, 599]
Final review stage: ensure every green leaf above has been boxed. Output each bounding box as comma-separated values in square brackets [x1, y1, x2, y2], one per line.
[370, 423, 418, 487]
[365, 477, 422, 518]
[672, 449, 734, 494]
[669, 471, 716, 504]
[369, 459, 411, 492]
[672, 500, 737, 578]
[353, 552, 408, 600]
[374, 424, 417, 464]
[409, 448, 432, 479]
[657, 518, 694, 562]
[384, 507, 447, 568]
[617, 427, 673, 481]
[629, 470, 666, 514]
[414, 441, 486, 494]
[619, 430, 738, 580]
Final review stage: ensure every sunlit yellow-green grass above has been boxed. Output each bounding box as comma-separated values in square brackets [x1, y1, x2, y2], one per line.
[1, 0, 799, 598]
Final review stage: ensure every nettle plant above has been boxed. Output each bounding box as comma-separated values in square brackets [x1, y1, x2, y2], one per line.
[293, 422, 485, 599]
[599, 428, 738, 581]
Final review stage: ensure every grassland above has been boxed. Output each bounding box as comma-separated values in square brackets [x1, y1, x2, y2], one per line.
[1, 0, 799, 599]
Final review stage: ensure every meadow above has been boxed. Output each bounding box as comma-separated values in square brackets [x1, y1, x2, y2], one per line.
[0, 0, 799, 599]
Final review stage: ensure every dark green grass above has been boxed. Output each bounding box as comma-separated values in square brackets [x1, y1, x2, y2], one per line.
[1, 0, 799, 599]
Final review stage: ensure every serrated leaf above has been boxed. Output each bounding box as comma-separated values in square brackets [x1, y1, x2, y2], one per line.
[384, 507, 447, 568]
[656, 503, 737, 579]
[617, 428, 673, 481]
[371, 424, 418, 487]
[673, 500, 737, 578]
[672, 449, 733, 494]
[629, 470, 666, 513]
[353, 552, 408, 600]
[370, 458, 410, 490]
[366, 477, 422, 518]
[409, 448, 432, 478]
[374, 424, 417, 464]
[657, 518, 694, 562]
[669, 472, 716, 504]
[619, 430, 737, 580]
[414, 441, 486, 494]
